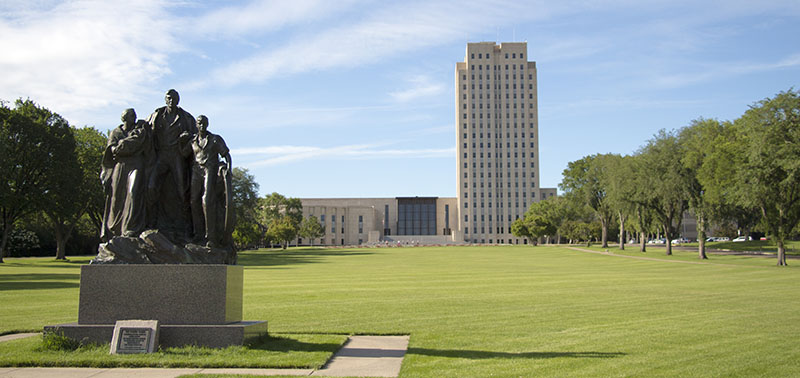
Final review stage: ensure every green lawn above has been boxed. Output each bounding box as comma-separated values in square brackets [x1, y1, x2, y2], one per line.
[2, 246, 800, 376]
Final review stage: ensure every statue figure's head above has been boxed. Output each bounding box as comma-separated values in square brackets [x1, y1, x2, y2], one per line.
[165, 89, 180, 110]
[196, 115, 208, 133]
[121, 108, 136, 126]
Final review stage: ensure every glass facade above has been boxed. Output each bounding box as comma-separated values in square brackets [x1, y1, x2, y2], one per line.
[397, 197, 437, 235]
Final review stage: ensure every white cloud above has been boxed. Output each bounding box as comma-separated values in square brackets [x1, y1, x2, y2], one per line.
[389, 75, 445, 102]
[650, 53, 800, 88]
[0, 0, 175, 114]
[233, 143, 454, 167]
[200, 0, 547, 88]
[193, 0, 363, 39]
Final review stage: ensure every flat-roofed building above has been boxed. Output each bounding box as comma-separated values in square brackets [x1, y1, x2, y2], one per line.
[300, 197, 461, 246]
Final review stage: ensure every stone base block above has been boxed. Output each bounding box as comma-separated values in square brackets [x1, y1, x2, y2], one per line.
[45, 321, 267, 349]
[78, 265, 242, 325]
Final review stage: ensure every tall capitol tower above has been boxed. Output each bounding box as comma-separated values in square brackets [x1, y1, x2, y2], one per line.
[455, 42, 556, 244]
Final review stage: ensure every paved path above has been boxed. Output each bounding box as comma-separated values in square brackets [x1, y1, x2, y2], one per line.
[0, 334, 40, 343]
[0, 335, 408, 378]
[313, 336, 409, 377]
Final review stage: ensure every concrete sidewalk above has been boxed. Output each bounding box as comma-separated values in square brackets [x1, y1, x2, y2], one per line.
[0, 334, 409, 378]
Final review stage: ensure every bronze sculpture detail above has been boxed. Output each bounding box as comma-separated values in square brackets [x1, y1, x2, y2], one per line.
[93, 90, 236, 265]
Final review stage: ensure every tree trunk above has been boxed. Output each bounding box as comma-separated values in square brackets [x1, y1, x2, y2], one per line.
[0, 225, 9, 263]
[639, 231, 646, 252]
[601, 219, 608, 248]
[777, 239, 787, 266]
[555, 232, 561, 245]
[618, 212, 625, 251]
[663, 224, 672, 256]
[53, 221, 68, 260]
[697, 215, 707, 260]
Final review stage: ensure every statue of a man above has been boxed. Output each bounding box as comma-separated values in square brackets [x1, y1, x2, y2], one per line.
[101, 108, 148, 241]
[184, 115, 233, 247]
[146, 89, 197, 234]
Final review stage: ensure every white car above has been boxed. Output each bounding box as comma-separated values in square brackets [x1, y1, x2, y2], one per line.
[732, 236, 752, 242]
[706, 237, 730, 242]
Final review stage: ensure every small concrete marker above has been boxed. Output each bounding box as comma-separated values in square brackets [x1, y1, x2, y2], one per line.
[313, 335, 410, 377]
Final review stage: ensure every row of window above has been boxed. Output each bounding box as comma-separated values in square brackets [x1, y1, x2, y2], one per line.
[316, 214, 363, 234]
[462, 122, 536, 130]
[462, 142, 535, 149]
[470, 64, 526, 71]
[464, 102, 535, 110]
[463, 171, 535, 180]
[469, 52, 524, 59]
[464, 83, 535, 90]
[462, 111, 535, 119]
[464, 181, 536, 189]
[464, 132, 535, 139]
[464, 73, 533, 81]
[464, 201, 529, 209]
[464, 191, 534, 199]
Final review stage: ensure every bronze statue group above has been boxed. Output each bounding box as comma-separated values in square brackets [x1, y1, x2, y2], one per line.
[100, 89, 234, 250]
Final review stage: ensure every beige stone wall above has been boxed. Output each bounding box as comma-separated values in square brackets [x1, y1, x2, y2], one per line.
[300, 198, 459, 245]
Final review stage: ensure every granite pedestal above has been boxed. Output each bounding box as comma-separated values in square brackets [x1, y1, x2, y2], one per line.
[45, 265, 267, 348]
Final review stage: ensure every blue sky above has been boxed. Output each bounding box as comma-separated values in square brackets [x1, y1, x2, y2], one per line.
[1, 0, 798, 198]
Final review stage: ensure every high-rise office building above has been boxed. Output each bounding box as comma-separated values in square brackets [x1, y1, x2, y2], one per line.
[455, 42, 556, 244]
[299, 41, 555, 246]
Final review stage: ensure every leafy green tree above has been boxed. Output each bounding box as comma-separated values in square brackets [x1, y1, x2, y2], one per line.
[680, 118, 729, 259]
[602, 154, 636, 250]
[510, 218, 533, 244]
[732, 89, 800, 266]
[0, 100, 76, 262]
[299, 216, 325, 246]
[44, 126, 106, 260]
[231, 168, 261, 249]
[260, 192, 303, 248]
[638, 130, 689, 256]
[266, 216, 298, 249]
[560, 154, 615, 248]
[73, 127, 108, 233]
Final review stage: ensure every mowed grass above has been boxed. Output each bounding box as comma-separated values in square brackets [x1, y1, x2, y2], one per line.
[1, 246, 800, 376]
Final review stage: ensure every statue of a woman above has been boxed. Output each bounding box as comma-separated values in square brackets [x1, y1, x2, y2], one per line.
[101, 108, 148, 240]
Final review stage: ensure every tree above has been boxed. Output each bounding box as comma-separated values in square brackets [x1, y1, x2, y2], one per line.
[299, 216, 325, 246]
[73, 127, 108, 233]
[602, 154, 636, 250]
[231, 168, 261, 249]
[0, 100, 75, 262]
[638, 130, 689, 256]
[43, 126, 106, 260]
[515, 197, 564, 244]
[266, 216, 298, 249]
[560, 154, 615, 248]
[260, 192, 303, 248]
[510, 218, 533, 244]
[732, 89, 800, 266]
[680, 118, 728, 259]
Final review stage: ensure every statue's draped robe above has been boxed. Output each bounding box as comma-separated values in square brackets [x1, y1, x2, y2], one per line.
[101, 125, 147, 240]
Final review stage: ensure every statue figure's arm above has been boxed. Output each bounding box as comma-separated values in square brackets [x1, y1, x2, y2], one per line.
[179, 132, 193, 157]
[115, 128, 146, 157]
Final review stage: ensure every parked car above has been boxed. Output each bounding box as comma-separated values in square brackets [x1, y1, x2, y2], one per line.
[706, 236, 730, 242]
[671, 238, 691, 244]
[647, 238, 666, 244]
[732, 236, 752, 242]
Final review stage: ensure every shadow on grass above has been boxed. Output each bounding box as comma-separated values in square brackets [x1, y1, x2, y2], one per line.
[408, 347, 626, 359]
[238, 248, 374, 268]
[0, 273, 80, 291]
[244, 335, 344, 353]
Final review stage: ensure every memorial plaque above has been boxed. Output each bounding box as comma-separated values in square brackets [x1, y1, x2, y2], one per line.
[110, 320, 159, 354]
